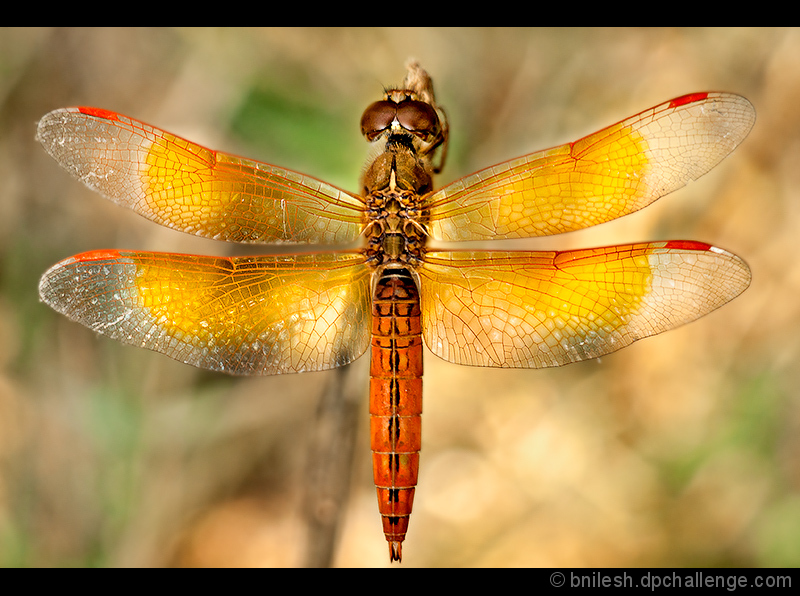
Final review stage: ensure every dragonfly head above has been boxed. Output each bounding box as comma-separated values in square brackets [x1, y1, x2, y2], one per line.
[360, 61, 449, 174]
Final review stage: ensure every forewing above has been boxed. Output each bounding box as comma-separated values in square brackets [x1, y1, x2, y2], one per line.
[418, 243, 751, 368]
[39, 251, 372, 375]
[36, 107, 366, 244]
[426, 93, 755, 241]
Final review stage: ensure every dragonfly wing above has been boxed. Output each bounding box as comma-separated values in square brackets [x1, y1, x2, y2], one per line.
[39, 251, 372, 375]
[426, 93, 755, 241]
[37, 107, 366, 244]
[418, 243, 750, 368]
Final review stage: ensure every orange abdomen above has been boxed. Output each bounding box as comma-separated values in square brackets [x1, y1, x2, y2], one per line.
[370, 267, 423, 563]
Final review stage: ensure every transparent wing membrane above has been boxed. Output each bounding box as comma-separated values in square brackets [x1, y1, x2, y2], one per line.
[39, 250, 371, 375]
[36, 107, 366, 245]
[426, 93, 755, 241]
[419, 242, 751, 368]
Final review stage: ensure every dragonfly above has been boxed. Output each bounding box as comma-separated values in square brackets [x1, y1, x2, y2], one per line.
[37, 62, 754, 563]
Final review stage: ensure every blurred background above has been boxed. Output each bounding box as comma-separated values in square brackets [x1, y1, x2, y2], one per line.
[0, 27, 798, 567]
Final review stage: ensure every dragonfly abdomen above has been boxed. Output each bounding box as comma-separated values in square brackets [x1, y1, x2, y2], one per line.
[369, 266, 423, 562]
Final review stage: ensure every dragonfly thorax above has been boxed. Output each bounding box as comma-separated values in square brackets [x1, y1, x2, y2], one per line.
[363, 141, 429, 267]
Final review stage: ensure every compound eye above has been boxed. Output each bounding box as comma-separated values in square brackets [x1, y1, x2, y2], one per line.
[360, 101, 397, 141]
[396, 100, 440, 141]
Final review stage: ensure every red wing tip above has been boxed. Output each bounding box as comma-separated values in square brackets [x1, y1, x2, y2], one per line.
[76, 106, 120, 121]
[389, 541, 402, 562]
[660, 240, 745, 260]
[668, 92, 710, 108]
[662, 240, 713, 251]
[69, 249, 125, 262]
